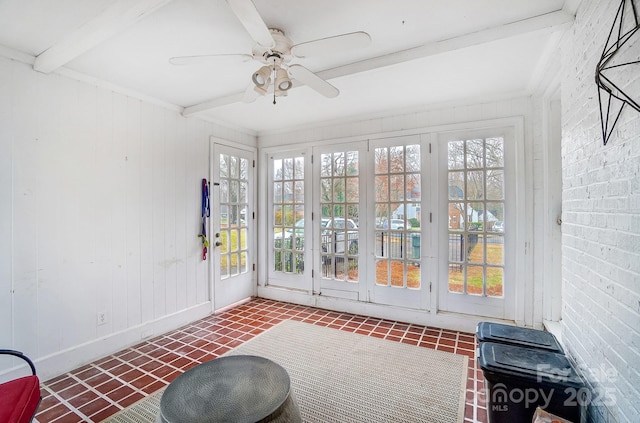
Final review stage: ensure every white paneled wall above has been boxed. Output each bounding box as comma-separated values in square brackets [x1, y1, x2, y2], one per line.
[560, 0, 640, 422]
[0, 57, 255, 380]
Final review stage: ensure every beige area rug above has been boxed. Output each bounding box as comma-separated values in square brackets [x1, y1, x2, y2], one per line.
[105, 320, 468, 423]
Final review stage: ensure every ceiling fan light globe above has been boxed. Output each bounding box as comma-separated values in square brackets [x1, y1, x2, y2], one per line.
[275, 67, 292, 91]
[278, 80, 292, 91]
[252, 65, 271, 87]
[253, 74, 265, 86]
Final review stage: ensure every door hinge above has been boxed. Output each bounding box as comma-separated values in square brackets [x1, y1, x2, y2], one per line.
[312, 269, 314, 278]
[252, 211, 255, 219]
[429, 212, 432, 223]
[311, 155, 313, 164]
[429, 282, 432, 292]
[252, 159, 255, 168]
[429, 143, 432, 154]
[253, 263, 256, 271]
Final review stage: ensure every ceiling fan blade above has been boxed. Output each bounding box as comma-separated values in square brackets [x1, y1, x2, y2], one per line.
[242, 84, 261, 103]
[169, 54, 252, 65]
[292, 31, 371, 58]
[226, 0, 275, 48]
[288, 64, 339, 98]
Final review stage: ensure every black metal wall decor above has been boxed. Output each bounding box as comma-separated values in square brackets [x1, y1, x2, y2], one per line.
[595, 0, 640, 145]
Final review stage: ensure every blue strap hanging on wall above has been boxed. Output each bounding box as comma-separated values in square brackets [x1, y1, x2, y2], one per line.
[199, 178, 210, 260]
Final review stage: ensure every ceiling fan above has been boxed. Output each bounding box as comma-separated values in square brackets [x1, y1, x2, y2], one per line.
[169, 0, 371, 103]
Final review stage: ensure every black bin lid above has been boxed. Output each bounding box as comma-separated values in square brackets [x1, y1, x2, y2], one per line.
[478, 342, 583, 388]
[476, 322, 564, 353]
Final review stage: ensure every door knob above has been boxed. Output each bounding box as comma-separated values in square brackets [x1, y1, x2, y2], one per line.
[215, 241, 223, 247]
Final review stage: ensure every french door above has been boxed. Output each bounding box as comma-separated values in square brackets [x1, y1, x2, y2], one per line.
[436, 128, 516, 319]
[367, 136, 429, 309]
[314, 142, 367, 300]
[312, 136, 429, 310]
[265, 125, 519, 320]
[211, 143, 255, 311]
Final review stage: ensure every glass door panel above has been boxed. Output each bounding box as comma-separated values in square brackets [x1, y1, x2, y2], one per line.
[268, 152, 311, 290]
[212, 144, 254, 310]
[438, 129, 514, 319]
[369, 136, 428, 310]
[313, 143, 366, 300]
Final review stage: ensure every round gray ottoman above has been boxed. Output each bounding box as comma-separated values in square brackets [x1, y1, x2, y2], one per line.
[158, 355, 301, 423]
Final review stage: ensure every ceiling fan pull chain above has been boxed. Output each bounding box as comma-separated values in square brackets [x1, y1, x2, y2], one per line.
[272, 58, 277, 104]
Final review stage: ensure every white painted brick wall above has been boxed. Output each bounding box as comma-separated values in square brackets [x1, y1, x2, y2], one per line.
[560, 0, 640, 422]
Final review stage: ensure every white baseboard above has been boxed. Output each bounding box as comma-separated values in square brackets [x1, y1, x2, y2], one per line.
[1, 302, 213, 383]
[258, 285, 513, 334]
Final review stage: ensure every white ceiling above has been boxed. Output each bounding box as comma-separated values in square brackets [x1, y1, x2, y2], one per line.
[0, 0, 577, 135]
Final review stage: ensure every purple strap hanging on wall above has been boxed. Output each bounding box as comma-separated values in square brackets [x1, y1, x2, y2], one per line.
[199, 178, 210, 260]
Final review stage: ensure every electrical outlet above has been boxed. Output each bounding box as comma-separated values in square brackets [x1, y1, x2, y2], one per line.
[97, 311, 107, 326]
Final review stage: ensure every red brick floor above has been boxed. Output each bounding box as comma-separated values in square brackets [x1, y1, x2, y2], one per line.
[35, 298, 487, 422]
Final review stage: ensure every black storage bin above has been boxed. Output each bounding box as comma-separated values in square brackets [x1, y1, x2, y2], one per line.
[478, 342, 584, 423]
[476, 321, 564, 353]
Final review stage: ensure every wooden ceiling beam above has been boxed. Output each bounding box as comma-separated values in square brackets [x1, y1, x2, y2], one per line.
[33, 0, 173, 74]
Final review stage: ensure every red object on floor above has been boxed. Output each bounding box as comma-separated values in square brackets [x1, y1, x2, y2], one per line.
[0, 350, 41, 423]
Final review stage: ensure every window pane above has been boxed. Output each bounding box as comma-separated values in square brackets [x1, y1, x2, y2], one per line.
[449, 172, 464, 200]
[375, 175, 388, 202]
[449, 203, 465, 231]
[333, 178, 345, 202]
[406, 173, 420, 201]
[390, 146, 404, 173]
[486, 235, 504, 265]
[486, 138, 504, 168]
[375, 147, 388, 174]
[487, 267, 504, 297]
[466, 171, 484, 200]
[294, 181, 304, 203]
[406, 145, 421, 172]
[346, 151, 359, 176]
[321, 178, 332, 202]
[334, 152, 345, 176]
[487, 202, 504, 231]
[229, 156, 239, 179]
[294, 157, 304, 179]
[240, 158, 248, 180]
[321, 154, 332, 177]
[273, 159, 282, 180]
[486, 170, 504, 200]
[273, 182, 282, 203]
[467, 233, 484, 264]
[390, 175, 404, 201]
[466, 139, 484, 169]
[283, 158, 293, 179]
[448, 141, 464, 170]
[346, 177, 359, 202]
[220, 155, 229, 178]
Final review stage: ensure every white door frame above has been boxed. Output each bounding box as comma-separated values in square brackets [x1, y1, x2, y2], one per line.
[210, 138, 257, 312]
[312, 141, 368, 301]
[434, 120, 525, 321]
[367, 135, 430, 310]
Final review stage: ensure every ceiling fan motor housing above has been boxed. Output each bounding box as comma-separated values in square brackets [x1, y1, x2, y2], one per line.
[252, 28, 293, 65]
